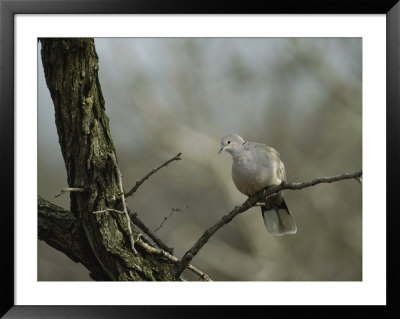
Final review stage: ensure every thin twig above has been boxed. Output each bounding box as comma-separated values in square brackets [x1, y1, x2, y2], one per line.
[187, 264, 212, 281]
[176, 170, 362, 278]
[93, 207, 124, 214]
[154, 206, 188, 233]
[110, 153, 137, 254]
[55, 187, 85, 198]
[125, 152, 182, 198]
[135, 234, 212, 281]
[128, 209, 174, 254]
[278, 171, 363, 191]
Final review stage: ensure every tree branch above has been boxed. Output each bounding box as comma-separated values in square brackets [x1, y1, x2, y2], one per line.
[128, 209, 174, 255]
[39, 196, 211, 281]
[110, 150, 211, 279]
[278, 171, 363, 190]
[54, 187, 86, 198]
[125, 152, 182, 198]
[109, 153, 137, 254]
[38, 196, 112, 281]
[154, 206, 188, 233]
[135, 235, 212, 281]
[176, 170, 362, 277]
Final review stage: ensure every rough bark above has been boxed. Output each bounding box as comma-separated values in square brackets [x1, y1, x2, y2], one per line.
[38, 196, 109, 281]
[39, 38, 177, 281]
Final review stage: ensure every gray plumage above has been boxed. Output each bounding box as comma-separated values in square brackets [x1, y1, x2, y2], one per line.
[219, 134, 297, 236]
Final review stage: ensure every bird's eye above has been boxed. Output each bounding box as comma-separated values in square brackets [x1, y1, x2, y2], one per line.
[227, 141, 231, 144]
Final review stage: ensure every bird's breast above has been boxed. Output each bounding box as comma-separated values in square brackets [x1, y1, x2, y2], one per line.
[231, 159, 262, 196]
[231, 154, 277, 196]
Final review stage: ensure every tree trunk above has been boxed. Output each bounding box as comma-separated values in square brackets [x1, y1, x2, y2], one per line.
[39, 38, 177, 281]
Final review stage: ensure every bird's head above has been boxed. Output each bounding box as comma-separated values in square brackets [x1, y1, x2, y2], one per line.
[218, 134, 245, 155]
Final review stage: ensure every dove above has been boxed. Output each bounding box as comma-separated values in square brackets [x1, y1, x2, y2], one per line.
[219, 134, 297, 235]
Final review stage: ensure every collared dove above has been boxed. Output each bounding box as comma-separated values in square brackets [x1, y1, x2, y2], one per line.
[219, 134, 297, 235]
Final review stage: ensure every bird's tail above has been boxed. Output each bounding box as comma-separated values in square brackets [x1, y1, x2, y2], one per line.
[261, 198, 297, 235]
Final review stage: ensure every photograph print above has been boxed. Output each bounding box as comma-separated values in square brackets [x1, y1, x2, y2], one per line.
[38, 37, 362, 281]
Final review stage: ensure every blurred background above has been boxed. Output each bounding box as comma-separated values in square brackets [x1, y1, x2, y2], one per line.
[38, 38, 362, 281]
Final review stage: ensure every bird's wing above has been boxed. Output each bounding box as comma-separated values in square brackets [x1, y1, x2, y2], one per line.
[248, 143, 286, 182]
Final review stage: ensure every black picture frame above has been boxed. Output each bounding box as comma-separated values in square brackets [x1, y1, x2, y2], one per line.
[1, 0, 399, 318]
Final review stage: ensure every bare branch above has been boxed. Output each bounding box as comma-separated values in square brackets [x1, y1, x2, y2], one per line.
[154, 206, 188, 233]
[125, 152, 182, 198]
[93, 208, 124, 214]
[110, 153, 137, 254]
[176, 170, 362, 277]
[278, 171, 363, 191]
[93, 206, 176, 253]
[39, 196, 208, 281]
[128, 209, 174, 254]
[187, 264, 212, 281]
[135, 235, 212, 281]
[55, 187, 85, 198]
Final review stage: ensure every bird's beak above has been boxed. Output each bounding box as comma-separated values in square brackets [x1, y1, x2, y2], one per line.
[218, 146, 225, 154]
